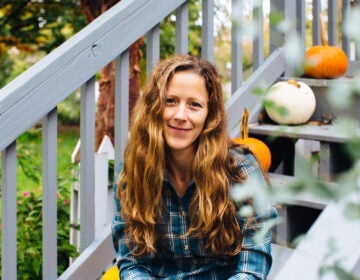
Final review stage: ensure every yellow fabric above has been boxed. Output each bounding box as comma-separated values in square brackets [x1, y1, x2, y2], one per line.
[102, 265, 120, 280]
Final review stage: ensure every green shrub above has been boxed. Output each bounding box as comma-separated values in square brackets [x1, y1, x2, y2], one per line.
[0, 53, 14, 88]
[17, 183, 79, 279]
[0, 176, 79, 279]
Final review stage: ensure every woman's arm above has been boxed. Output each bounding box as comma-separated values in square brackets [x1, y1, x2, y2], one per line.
[228, 207, 277, 280]
[229, 151, 278, 279]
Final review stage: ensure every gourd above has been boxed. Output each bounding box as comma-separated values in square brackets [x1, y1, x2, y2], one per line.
[102, 265, 119, 280]
[232, 108, 272, 172]
[303, 14, 348, 79]
[264, 79, 316, 125]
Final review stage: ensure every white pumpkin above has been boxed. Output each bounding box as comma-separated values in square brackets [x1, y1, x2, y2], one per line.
[264, 79, 316, 125]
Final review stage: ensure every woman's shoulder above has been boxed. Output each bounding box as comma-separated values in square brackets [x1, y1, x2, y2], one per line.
[228, 146, 268, 187]
[229, 146, 258, 168]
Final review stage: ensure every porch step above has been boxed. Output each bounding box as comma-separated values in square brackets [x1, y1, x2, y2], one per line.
[250, 76, 360, 143]
[269, 173, 329, 210]
[278, 76, 360, 122]
[249, 123, 358, 143]
[268, 173, 331, 248]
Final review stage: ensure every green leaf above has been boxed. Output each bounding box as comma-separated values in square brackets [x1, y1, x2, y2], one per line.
[343, 202, 360, 220]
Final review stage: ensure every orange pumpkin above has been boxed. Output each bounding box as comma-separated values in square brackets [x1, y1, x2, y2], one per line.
[303, 14, 348, 79]
[232, 108, 272, 172]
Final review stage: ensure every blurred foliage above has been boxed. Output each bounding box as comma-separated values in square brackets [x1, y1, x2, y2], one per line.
[0, 0, 87, 53]
[58, 91, 81, 126]
[232, 5, 360, 279]
[0, 51, 14, 88]
[0, 0, 87, 87]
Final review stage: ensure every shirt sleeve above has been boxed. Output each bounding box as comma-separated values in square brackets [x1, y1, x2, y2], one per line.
[111, 162, 154, 280]
[229, 151, 278, 280]
[229, 207, 277, 280]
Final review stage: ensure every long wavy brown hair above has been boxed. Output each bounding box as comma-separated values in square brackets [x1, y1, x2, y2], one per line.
[117, 54, 249, 257]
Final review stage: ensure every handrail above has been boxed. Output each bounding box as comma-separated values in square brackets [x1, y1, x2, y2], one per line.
[226, 48, 286, 138]
[0, 0, 187, 152]
[58, 226, 114, 280]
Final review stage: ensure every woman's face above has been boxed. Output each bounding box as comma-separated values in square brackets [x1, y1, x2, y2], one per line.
[162, 71, 209, 154]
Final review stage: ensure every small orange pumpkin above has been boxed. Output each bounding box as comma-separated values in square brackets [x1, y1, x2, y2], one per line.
[232, 108, 272, 172]
[303, 14, 348, 79]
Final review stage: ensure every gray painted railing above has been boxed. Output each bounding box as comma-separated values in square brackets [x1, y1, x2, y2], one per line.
[0, 0, 358, 279]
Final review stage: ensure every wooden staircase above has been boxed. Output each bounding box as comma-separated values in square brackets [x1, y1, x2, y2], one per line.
[256, 75, 360, 278]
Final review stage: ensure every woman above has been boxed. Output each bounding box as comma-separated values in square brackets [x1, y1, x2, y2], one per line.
[111, 54, 277, 279]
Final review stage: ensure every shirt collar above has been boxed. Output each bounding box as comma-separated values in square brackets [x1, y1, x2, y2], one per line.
[164, 171, 195, 197]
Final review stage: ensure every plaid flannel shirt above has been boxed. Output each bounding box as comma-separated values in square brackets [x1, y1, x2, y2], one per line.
[111, 149, 277, 279]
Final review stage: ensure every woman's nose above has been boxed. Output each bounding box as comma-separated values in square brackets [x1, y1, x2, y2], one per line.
[174, 104, 187, 120]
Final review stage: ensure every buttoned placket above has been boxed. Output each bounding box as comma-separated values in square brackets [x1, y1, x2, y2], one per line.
[179, 207, 191, 256]
[165, 174, 194, 257]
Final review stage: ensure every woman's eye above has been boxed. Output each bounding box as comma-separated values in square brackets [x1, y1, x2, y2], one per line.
[190, 101, 201, 108]
[166, 98, 176, 104]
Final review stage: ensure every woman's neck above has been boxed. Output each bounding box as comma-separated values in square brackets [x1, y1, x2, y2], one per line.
[166, 149, 194, 197]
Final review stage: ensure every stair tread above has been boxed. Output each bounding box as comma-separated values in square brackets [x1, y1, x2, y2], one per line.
[273, 195, 360, 279]
[279, 76, 353, 87]
[269, 173, 329, 209]
[249, 123, 359, 143]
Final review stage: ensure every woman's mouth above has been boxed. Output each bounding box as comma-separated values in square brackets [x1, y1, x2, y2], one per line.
[169, 125, 190, 132]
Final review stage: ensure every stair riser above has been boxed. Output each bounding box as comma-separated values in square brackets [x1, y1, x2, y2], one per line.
[310, 85, 360, 122]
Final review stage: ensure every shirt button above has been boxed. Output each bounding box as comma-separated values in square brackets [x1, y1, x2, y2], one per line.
[181, 211, 186, 217]
[184, 244, 189, 250]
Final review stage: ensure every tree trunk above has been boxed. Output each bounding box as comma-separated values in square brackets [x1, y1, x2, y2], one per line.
[79, 0, 143, 150]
